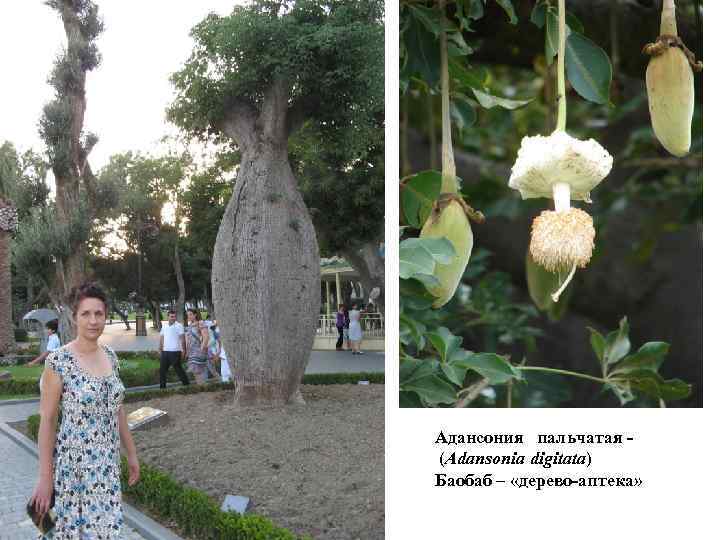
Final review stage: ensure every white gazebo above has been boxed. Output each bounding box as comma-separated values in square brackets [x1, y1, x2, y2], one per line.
[315, 256, 383, 351]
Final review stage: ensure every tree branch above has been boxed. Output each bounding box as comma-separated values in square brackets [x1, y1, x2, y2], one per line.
[218, 102, 259, 152]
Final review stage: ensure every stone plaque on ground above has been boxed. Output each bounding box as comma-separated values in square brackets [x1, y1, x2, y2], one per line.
[221, 495, 251, 515]
[127, 407, 168, 431]
[0, 371, 11, 380]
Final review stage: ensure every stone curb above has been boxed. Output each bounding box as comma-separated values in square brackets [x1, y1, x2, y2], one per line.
[0, 422, 183, 540]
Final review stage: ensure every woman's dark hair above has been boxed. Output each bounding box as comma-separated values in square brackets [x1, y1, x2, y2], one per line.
[46, 320, 58, 332]
[187, 308, 200, 319]
[69, 281, 108, 315]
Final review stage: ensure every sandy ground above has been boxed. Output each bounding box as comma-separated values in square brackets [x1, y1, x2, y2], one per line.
[129, 384, 384, 540]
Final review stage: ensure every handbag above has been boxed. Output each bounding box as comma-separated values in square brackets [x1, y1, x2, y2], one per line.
[26, 490, 56, 534]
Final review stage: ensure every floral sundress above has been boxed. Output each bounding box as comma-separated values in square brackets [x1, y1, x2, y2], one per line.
[42, 345, 126, 539]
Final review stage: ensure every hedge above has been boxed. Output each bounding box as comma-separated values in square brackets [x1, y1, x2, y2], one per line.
[1, 371, 383, 398]
[26, 414, 308, 540]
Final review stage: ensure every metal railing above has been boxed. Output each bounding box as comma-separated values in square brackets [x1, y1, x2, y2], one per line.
[316, 313, 384, 338]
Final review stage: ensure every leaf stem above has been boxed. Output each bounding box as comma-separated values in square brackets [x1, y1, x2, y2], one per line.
[555, 0, 567, 132]
[439, 0, 457, 193]
[506, 379, 513, 408]
[518, 365, 608, 385]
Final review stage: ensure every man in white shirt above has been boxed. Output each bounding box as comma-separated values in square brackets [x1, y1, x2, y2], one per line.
[159, 309, 190, 388]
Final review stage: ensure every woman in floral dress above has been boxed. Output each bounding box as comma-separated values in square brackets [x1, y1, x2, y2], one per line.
[30, 282, 140, 539]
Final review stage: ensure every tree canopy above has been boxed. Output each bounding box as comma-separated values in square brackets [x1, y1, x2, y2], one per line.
[168, 0, 383, 155]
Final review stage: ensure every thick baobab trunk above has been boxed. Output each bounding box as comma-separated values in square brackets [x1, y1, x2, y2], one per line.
[342, 238, 385, 314]
[0, 232, 15, 354]
[213, 145, 320, 404]
[213, 80, 320, 405]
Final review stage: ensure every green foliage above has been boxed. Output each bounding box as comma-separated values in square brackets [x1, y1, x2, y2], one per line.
[169, 0, 383, 157]
[589, 318, 692, 405]
[119, 458, 301, 539]
[291, 120, 385, 254]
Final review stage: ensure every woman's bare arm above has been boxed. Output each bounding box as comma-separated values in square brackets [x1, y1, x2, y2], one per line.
[31, 367, 63, 514]
[118, 405, 140, 485]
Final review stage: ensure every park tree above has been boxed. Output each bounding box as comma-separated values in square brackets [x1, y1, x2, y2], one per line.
[0, 141, 49, 336]
[291, 120, 385, 312]
[97, 152, 192, 326]
[169, 0, 383, 404]
[38, 0, 105, 342]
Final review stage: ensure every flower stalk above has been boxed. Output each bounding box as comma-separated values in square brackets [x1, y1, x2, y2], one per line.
[555, 0, 567, 133]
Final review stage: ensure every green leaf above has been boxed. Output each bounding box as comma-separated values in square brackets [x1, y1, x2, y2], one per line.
[608, 380, 635, 406]
[407, 5, 443, 38]
[400, 313, 427, 349]
[530, 2, 546, 28]
[400, 278, 436, 310]
[402, 375, 458, 405]
[402, 12, 441, 87]
[471, 88, 532, 110]
[611, 342, 670, 376]
[441, 362, 467, 387]
[399, 356, 439, 385]
[399, 237, 456, 280]
[399, 390, 424, 407]
[565, 31, 612, 104]
[447, 32, 474, 57]
[426, 326, 463, 363]
[588, 327, 606, 364]
[495, 0, 517, 24]
[455, 353, 521, 385]
[448, 57, 489, 90]
[614, 369, 691, 402]
[605, 317, 631, 365]
[493, 0, 518, 25]
[450, 97, 476, 130]
[400, 170, 442, 228]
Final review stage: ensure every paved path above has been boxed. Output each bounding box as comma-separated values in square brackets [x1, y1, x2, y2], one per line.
[0, 425, 149, 539]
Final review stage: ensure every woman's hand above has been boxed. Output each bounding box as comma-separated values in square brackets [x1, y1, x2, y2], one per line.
[127, 454, 140, 486]
[30, 476, 53, 516]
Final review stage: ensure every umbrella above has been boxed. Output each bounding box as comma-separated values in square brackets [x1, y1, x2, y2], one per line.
[23, 309, 59, 324]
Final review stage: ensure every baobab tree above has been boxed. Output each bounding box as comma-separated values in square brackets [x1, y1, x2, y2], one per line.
[169, 0, 383, 404]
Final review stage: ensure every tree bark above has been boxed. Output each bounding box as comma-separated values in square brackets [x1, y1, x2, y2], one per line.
[173, 237, 186, 325]
[214, 80, 321, 405]
[109, 300, 131, 331]
[0, 232, 15, 354]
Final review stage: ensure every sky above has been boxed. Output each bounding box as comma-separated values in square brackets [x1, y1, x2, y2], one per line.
[0, 1, 244, 172]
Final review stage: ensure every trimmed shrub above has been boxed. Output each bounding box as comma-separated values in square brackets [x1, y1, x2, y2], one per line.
[119, 459, 304, 539]
[1, 370, 383, 399]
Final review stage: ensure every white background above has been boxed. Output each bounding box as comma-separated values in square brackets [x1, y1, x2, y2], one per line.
[385, 2, 716, 538]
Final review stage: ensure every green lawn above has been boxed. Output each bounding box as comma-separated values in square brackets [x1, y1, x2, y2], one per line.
[3, 355, 159, 381]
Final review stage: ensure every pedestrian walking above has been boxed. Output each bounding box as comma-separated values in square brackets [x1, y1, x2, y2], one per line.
[348, 302, 365, 355]
[28, 320, 61, 366]
[30, 282, 140, 538]
[343, 304, 351, 351]
[185, 308, 210, 383]
[335, 304, 346, 351]
[158, 309, 190, 389]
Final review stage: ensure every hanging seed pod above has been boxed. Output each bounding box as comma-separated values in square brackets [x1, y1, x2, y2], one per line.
[417, 0, 481, 309]
[421, 197, 473, 308]
[644, 0, 699, 157]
